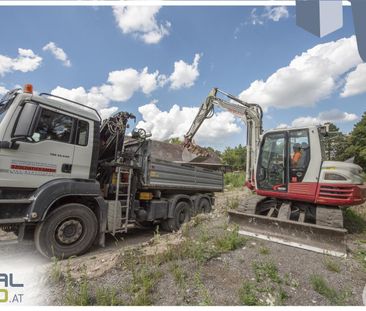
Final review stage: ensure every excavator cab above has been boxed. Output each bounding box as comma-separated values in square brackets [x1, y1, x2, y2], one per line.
[256, 128, 312, 193]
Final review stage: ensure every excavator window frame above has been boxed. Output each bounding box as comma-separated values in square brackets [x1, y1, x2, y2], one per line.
[256, 131, 289, 192]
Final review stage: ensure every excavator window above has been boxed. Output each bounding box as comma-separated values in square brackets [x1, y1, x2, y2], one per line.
[257, 132, 287, 191]
[289, 129, 310, 182]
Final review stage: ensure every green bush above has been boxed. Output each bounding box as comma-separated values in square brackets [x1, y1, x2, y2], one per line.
[224, 172, 246, 188]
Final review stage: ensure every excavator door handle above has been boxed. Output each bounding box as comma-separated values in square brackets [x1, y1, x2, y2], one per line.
[62, 163, 73, 174]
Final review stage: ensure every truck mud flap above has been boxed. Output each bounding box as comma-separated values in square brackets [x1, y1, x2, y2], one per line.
[228, 210, 347, 258]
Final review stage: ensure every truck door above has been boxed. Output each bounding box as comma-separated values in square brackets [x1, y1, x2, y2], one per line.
[72, 119, 94, 179]
[1, 104, 75, 189]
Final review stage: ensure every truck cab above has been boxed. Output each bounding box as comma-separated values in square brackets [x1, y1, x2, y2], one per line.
[0, 86, 100, 189]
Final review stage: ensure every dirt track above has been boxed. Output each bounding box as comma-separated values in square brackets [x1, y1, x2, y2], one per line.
[1, 189, 366, 306]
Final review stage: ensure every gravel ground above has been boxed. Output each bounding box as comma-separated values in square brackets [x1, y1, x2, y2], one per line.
[1, 189, 366, 306]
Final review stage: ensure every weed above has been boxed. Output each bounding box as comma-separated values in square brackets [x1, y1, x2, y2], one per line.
[170, 262, 187, 289]
[310, 275, 351, 305]
[276, 287, 289, 305]
[323, 257, 341, 273]
[64, 263, 90, 306]
[224, 172, 245, 189]
[354, 248, 366, 271]
[253, 261, 282, 284]
[238, 282, 261, 306]
[344, 209, 366, 234]
[152, 226, 161, 244]
[214, 225, 247, 252]
[50, 256, 62, 283]
[194, 271, 213, 306]
[226, 196, 240, 210]
[129, 265, 162, 305]
[95, 287, 122, 306]
[259, 246, 270, 255]
[284, 273, 299, 288]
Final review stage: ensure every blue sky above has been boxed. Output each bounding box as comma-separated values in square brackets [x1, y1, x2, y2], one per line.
[0, 5, 364, 150]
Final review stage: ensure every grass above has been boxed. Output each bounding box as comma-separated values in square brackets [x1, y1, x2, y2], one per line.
[226, 196, 239, 210]
[323, 257, 341, 273]
[129, 265, 162, 305]
[64, 263, 90, 306]
[158, 224, 247, 265]
[253, 261, 282, 284]
[259, 246, 270, 255]
[224, 172, 245, 189]
[50, 256, 62, 283]
[354, 248, 366, 272]
[170, 262, 188, 289]
[214, 226, 247, 252]
[310, 275, 351, 305]
[284, 273, 299, 289]
[344, 208, 366, 234]
[238, 282, 261, 306]
[194, 271, 213, 306]
[95, 287, 122, 306]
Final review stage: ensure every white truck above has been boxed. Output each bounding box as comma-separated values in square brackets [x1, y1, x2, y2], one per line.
[0, 85, 224, 258]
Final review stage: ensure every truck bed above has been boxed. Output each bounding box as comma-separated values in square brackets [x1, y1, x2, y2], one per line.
[143, 158, 223, 191]
[124, 139, 224, 192]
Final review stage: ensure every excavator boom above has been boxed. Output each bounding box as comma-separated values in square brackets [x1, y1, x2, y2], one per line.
[183, 88, 263, 185]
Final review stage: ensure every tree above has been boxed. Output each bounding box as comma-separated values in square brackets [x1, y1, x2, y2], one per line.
[221, 144, 247, 171]
[323, 123, 349, 161]
[342, 112, 366, 170]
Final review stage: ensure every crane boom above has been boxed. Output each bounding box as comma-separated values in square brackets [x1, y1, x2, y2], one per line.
[184, 88, 263, 186]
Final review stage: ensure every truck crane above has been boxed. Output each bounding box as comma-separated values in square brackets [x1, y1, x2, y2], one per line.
[184, 88, 366, 257]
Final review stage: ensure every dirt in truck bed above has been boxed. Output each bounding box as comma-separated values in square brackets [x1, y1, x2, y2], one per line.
[1, 189, 366, 306]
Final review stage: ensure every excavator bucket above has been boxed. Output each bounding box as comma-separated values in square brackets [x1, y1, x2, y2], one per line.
[228, 210, 347, 258]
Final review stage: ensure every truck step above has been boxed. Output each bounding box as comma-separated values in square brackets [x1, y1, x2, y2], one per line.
[0, 199, 33, 204]
[0, 218, 25, 224]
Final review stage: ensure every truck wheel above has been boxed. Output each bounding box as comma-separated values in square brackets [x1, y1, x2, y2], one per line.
[198, 198, 212, 214]
[34, 203, 98, 259]
[163, 201, 191, 232]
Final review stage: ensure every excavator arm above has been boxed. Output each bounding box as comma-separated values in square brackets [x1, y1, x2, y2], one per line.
[183, 88, 263, 186]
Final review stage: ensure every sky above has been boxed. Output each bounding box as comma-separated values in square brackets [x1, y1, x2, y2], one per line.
[0, 5, 365, 151]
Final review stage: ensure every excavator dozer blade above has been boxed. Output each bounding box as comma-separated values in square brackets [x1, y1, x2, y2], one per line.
[228, 210, 347, 258]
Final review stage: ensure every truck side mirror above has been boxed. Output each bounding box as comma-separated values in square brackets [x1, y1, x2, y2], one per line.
[12, 102, 40, 140]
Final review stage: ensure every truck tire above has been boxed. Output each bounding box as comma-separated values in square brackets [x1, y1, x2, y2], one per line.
[198, 198, 212, 214]
[162, 201, 191, 232]
[34, 203, 98, 259]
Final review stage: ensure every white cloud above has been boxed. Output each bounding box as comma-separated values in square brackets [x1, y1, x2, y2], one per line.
[0, 48, 42, 76]
[97, 67, 163, 102]
[51, 66, 165, 119]
[341, 63, 366, 98]
[169, 54, 201, 90]
[249, 6, 289, 25]
[239, 36, 362, 111]
[113, 6, 170, 44]
[278, 109, 359, 128]
[50, 53, 201, 120]
[0, 86, 8, 96]
[43, 42, 71, 67]
[136, 100, 241, 145]
[51, 86, 109, 110]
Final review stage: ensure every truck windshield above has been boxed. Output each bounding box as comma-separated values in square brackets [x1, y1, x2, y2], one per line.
[0, 89, 20, 123]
